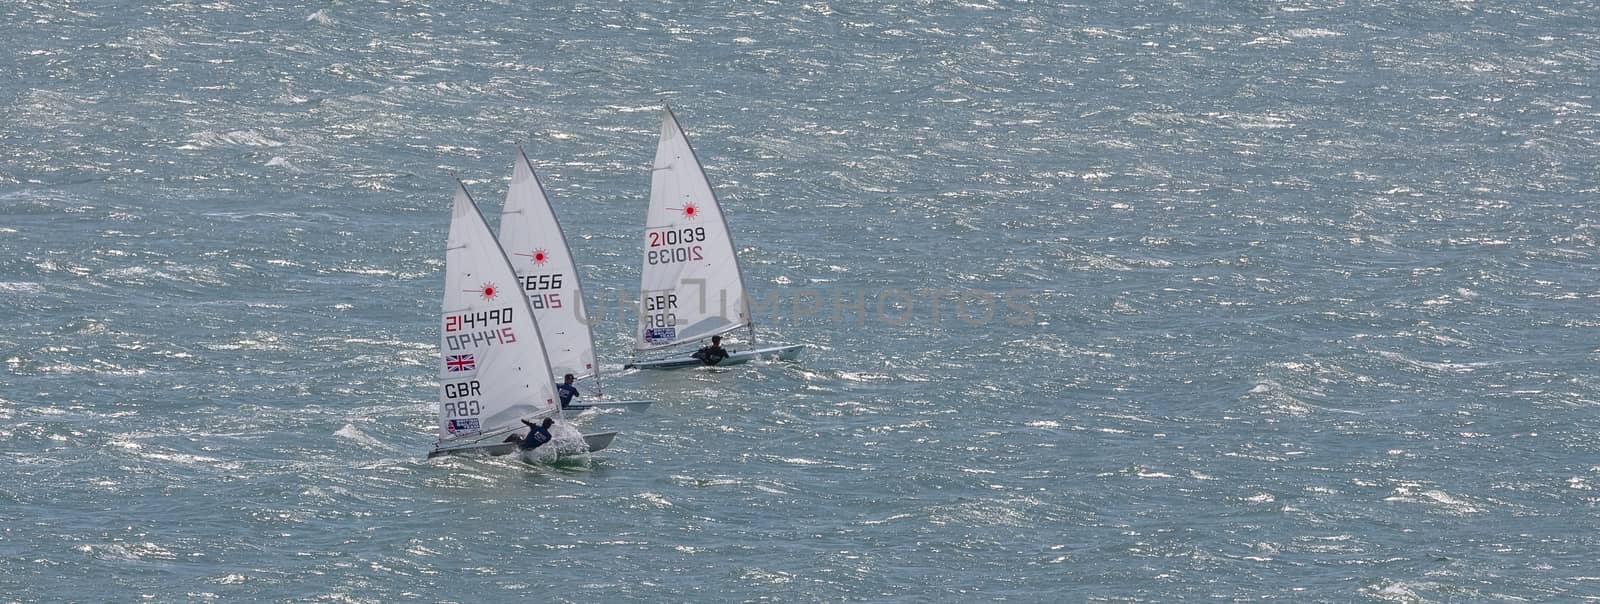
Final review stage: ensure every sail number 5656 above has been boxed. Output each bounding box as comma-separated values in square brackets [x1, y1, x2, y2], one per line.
[520, 273, 563, 291]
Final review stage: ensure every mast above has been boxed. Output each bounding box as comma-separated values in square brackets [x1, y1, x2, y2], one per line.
[460, 178, 562, 424]
[664, 103, 754, 337]
[500, 147, 600, 389]
[516, 147, 604, 394]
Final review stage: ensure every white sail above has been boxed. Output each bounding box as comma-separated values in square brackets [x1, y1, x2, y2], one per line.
[437, 182, 559, 444]
[498, 149, 599, 383]
[636, 107, 750, 351]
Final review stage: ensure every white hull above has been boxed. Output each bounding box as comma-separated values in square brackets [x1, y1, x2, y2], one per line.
[565, 400, 654, 412]
[629, 344, 804, 371]
[581, 431, 616, 452]
[427, 431, 616, 459]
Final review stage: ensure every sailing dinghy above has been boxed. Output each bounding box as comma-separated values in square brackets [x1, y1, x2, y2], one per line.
[627, 106, 804, 370]
[498, 148, 652, 412]
[427, 180, 616, 460]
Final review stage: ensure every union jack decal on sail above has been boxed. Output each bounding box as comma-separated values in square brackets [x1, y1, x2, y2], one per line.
[446, 354, 476, 372]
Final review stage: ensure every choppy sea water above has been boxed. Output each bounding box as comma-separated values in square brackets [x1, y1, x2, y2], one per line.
[3, 1, 1599, 601]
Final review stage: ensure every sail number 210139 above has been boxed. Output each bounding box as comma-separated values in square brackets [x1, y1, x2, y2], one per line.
[646, 227, 706, 265]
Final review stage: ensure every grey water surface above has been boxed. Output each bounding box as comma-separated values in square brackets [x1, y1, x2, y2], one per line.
[3, 1, 1599, 601]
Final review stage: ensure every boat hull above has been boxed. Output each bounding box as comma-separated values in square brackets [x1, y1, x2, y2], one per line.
[581, 431, 616, 452]
[427, 431, 617, 459]
[565, 400, 654, 412]
[629, 344, 804, 371]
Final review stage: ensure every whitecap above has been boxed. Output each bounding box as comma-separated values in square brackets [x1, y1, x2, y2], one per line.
[1287, 28, 1343, 39]
[0, 282, 44, 293]
[636, 492, 673, 507]
[333, 424, 383, 447]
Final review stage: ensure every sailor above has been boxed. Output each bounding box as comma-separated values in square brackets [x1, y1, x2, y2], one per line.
[556, 373, 581, 408]
[503, 417, 555, 450]
[691, 335, 730, 366]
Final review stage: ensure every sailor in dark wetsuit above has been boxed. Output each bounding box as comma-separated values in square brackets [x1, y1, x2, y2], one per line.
[556, 373, 581, 408]
[503, 417, 555, 450]
[692, 335, 730, 366]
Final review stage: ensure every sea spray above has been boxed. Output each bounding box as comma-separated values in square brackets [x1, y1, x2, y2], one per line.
[520, 420, 590, 462]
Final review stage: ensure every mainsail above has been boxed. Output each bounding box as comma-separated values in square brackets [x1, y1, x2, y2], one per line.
[636, 106, 751, 351]
[436, 181, 559, 446]
[498, 148, 600, 385]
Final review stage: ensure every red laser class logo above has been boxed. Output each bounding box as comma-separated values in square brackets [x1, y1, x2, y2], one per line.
[472, 282, 500, 301]
[671, 202, 698, 220]
[518, 248, 550, 265]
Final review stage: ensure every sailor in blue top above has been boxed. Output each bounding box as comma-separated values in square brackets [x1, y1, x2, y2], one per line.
[556, 373, 581, 408]
[504, 417, 555, 450]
